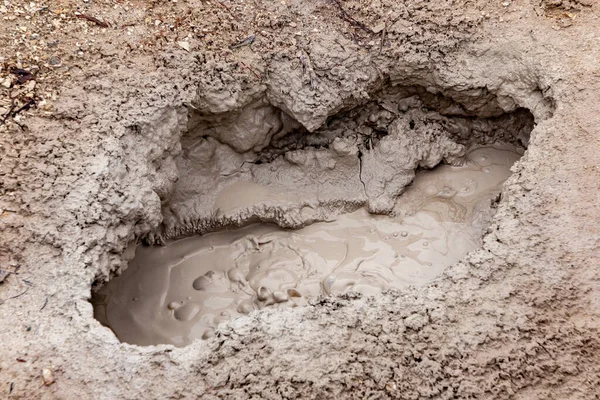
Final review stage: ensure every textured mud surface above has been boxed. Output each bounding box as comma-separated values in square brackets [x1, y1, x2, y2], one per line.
[95, 146, 522, 347]
[1, 0, 600, 399]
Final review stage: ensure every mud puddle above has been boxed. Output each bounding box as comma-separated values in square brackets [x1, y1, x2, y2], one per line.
[93, 145, 521, 346]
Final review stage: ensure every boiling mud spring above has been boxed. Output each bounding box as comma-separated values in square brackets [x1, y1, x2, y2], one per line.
[93, 145, 522, 346]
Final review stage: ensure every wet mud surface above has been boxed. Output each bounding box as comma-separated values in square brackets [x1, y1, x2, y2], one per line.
[96, 146, 521, 346]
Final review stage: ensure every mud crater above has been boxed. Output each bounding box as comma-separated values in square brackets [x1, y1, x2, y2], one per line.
[92, 83, 539, 347]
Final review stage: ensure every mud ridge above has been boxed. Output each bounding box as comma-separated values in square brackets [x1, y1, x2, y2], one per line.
[148, 84, 537, 249]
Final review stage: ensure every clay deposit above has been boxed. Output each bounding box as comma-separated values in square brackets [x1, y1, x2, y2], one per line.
[95, 146, 521, 347]
[1, 0, 600, 399]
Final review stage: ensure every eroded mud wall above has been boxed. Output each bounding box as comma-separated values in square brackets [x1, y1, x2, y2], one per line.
[147, 85, 536, 247]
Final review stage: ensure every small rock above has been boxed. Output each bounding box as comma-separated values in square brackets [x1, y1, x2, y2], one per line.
[372, 22, 386, 34]
[42, 368, 54, 385]
[48, 57, 61, 67]
[24, 80, 36, 92]
[177, 41, 190, 52]
[1, 78, 11, 88]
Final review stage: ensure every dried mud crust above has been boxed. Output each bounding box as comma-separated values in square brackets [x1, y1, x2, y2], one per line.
[1, 0, 600, 399]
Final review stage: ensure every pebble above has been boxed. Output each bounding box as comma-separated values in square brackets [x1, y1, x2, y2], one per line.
[42, 368, 54, 385]
[177, 41, 190, 52]
[372, 22, 386, 34]
[24, 80, 36, 92]
[48, 57, 62, 66]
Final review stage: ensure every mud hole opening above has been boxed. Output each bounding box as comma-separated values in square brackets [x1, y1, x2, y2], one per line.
[92, 84, 537, 347]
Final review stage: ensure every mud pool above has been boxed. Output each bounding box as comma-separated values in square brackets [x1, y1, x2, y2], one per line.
[93, 145, 521, 346]
[4, 0, 599, 396]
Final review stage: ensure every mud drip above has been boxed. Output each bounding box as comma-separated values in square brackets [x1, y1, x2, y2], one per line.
[93, 145, 521, 346]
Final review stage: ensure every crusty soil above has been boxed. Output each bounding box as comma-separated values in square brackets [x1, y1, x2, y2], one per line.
[1, 0, 599, 399]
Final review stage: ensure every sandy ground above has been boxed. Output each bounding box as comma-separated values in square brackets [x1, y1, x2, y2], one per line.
[1, 0, 600, 398]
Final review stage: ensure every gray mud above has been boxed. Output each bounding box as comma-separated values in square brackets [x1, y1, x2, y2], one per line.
[152, 88, 534, 244]
[94, 145, 521, 347]
[1, 1, 600, 399]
